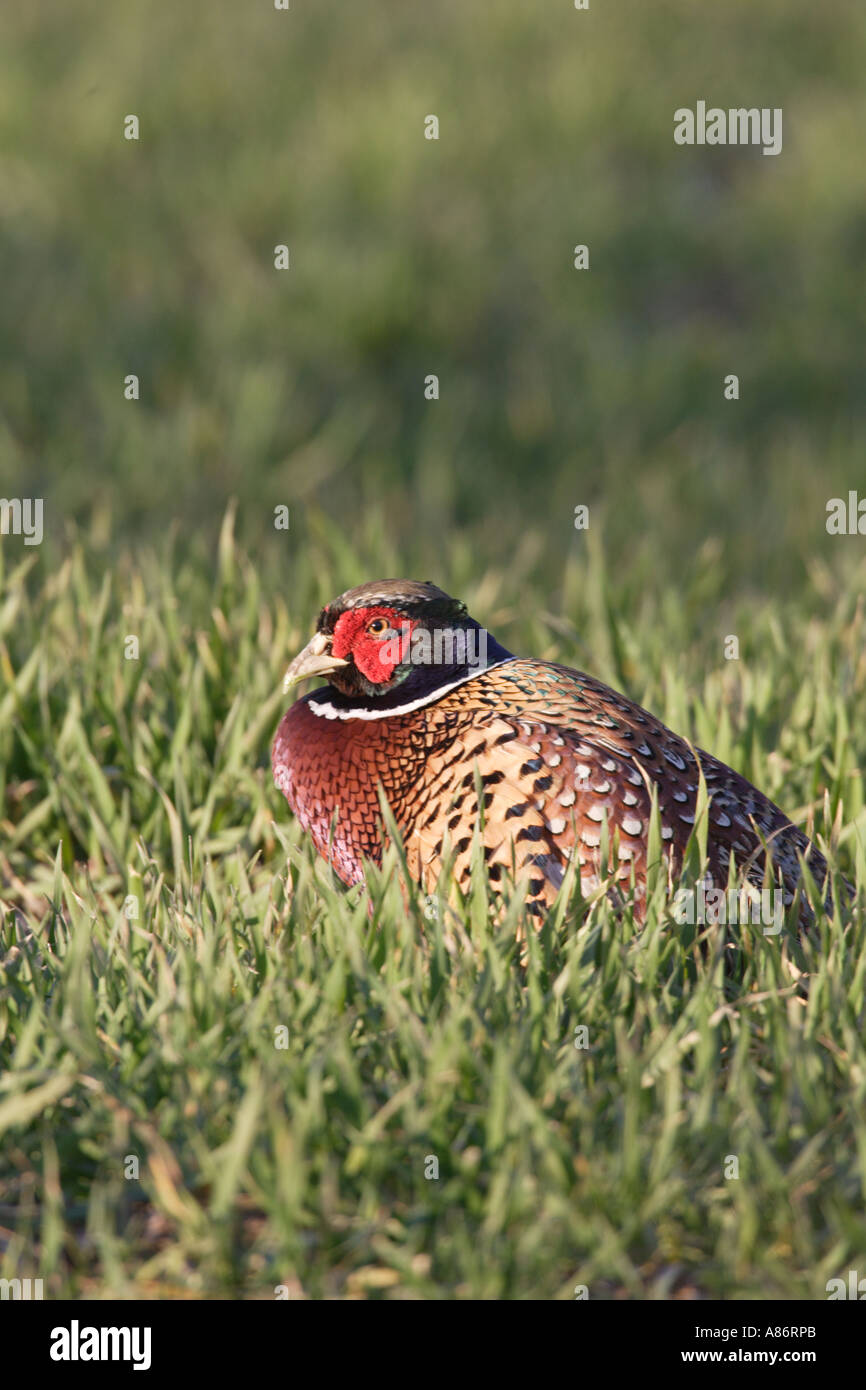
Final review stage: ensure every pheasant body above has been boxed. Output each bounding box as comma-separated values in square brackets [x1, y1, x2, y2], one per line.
[272, 581, 829, 923]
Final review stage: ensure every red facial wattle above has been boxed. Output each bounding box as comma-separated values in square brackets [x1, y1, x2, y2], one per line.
[331, 607, 414, 685]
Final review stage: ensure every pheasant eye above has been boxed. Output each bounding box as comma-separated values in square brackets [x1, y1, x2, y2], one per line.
[366, 617, 389, 636]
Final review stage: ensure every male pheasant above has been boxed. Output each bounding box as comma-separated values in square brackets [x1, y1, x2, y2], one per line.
[271, 579, 831, 925]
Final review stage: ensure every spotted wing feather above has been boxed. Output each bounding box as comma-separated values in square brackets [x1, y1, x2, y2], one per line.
[272, 658, 829, 921]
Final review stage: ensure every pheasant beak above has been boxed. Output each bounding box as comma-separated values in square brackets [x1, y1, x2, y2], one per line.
[283, 632, 349, 691]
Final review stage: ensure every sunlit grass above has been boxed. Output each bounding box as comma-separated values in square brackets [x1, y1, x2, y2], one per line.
[1, 514, 864, 1298]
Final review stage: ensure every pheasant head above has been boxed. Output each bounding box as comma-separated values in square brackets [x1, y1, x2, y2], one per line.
[282, 578, 513, 710]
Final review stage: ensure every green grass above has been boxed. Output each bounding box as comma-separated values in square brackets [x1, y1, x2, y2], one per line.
[2, 0, 866, 592]
[2, 0, 866, 1300]
[1, 514, 864, 1299]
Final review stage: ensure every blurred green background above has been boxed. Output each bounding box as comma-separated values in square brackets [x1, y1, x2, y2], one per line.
[3, 1, 866, 1302]
[1, 0, 865, 599]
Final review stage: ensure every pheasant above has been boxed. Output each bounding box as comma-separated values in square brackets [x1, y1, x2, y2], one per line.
[271, 579, 832, 926]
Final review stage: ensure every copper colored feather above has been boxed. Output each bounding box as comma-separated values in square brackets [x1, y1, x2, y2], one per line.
[272, 581, 833, 925]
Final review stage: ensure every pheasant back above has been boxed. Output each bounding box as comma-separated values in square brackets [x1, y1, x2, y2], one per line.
[273, 643, 828, 925]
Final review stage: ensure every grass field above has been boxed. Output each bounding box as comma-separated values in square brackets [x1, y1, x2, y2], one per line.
[2, 0, 866, 1299]
[1, 516, 864, 1299]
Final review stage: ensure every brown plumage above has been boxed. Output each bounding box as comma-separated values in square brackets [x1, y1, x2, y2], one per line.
[272, 580, 832, 925]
